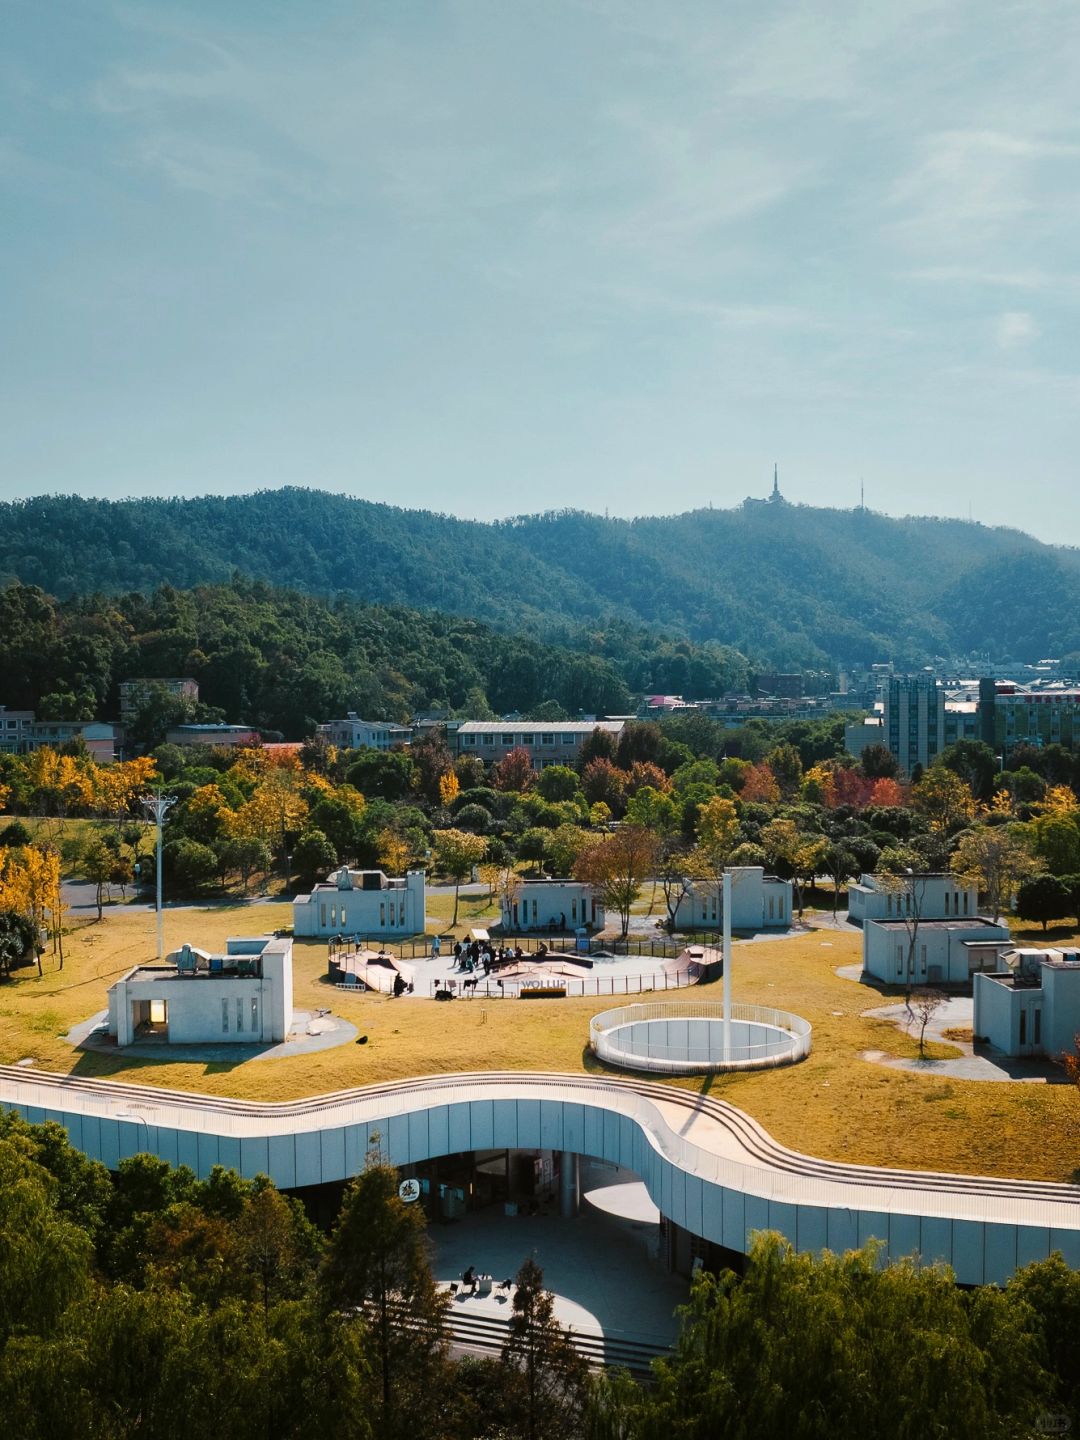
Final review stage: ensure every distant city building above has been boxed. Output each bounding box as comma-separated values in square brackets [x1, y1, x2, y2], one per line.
[670, 867, 792, 932]
[978, 679, 1080, 759]
[454, 720, 625, 770]
[316, 713, 413, 751]
[164, 724, 261, 748]
[755, 672, 804, 700]
[119, 677, 199, 720]
[25, 719, 121, 764]
[974, 949, 1080, 1057]
[293, 867, 427, 938]
[107, 934, 293, 1047]
[499, 879, 604, 932]
[843, 715, 885, 758]
[0, 706, 35, 755]
[883, 675, 980, 775]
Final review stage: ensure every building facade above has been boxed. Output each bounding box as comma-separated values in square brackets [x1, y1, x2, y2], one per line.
[107, 934, 293, 1047]
[164, 724, 261, 748]
[316, 713, 413, 751]
[884, 674, 946, 774]
[974, 949, 1080, 1058]
[499, 879, 604, 932]
[847, 872, 979, 927]
[454, 720, 625, 771]
[863, 918, 1010, 986]
[0, 707, 35, 755]
[671, 867, 792, 932]
[25, 720, 121, 763]
[293, 867, 427, 938]
[118, 678, 199, 721]
[979, 682, 1080, 760]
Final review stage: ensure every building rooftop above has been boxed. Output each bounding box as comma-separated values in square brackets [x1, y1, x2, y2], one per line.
[869, 918, 1005, 931]
[455, 720, 625, 734]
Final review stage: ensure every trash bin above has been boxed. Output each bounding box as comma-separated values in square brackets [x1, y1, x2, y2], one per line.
[575, 928, 591, 955]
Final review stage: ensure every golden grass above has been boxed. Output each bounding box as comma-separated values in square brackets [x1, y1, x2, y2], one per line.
[1, 907, 1077, 1182]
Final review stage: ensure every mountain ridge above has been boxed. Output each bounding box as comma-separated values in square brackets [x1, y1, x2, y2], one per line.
[2, 488, 1076, 667]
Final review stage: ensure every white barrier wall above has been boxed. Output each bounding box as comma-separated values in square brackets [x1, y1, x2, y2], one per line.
[2, 1068, 1078, 1288]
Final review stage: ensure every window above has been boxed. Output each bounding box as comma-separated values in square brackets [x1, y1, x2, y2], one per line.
[895, 945, 903, 976]
[250, 997, 258, 1032]
[464, 734, 475, 746]
[399, 901, 405, 925]
[380, 902, 386, 926]
[236, 997, 244, 1032]
[521, 734, 534, 745]
[541, 733, 555, 746]
[1020, 1009, 1027, 1046]
[149, 999, 167, 1025]
[502, 733, 514, 746]
[768, 896, 775, 920]
[222, 1000, 229, 1033]
[963, 891, 969, 915]
[483, 733, 494, 746]
[320, 903, 327, 927]
[571, 899, 577, 923]
[340, 904, 347, 927]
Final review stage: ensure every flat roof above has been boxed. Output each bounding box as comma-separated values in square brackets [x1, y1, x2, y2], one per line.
[869, 918, 1005, 932]
[456, 720, 624, 734]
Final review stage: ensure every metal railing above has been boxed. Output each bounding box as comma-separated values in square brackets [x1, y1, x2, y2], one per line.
[426, 965, 704, 1000]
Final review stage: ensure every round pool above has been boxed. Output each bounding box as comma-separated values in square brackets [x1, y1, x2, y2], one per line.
[590, 1001, 811, 1075]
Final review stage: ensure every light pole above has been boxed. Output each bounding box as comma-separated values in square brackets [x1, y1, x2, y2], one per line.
[114, 1108, 152, 1156]
[722, 868, 733, 1061]
[140, 792, 175, 961]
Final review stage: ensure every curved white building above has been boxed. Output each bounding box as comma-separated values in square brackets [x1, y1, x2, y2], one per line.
[2, 1065, 1077, 1287]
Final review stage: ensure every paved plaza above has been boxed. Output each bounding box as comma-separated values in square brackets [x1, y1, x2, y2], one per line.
[431, 1163, 687, 1348]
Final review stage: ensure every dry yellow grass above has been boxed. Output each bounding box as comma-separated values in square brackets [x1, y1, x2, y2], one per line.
[1, 907, 1077, 1182]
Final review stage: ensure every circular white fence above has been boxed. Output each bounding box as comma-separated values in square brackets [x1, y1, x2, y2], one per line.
[589, 1000, 812, 1075]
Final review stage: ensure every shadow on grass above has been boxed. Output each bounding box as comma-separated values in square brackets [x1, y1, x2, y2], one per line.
[69, 1045, 251, 1081]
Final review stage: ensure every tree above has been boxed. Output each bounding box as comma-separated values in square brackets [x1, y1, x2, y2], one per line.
[292, 829, 339, 888]
[433, 828, 487, 925]
[938, 740, 998, 803]
[219, 834, 273, 892]
[912, 765, 977, 833]
[624, 785, 679, 837]
[580, 758, 627, 815]
[493, 747, 535, 794]
[162, 838, 219, 896]
[1016, 873, 1071, 933]
[346, 748, 416, 801]
[740, 762, 780, 804]
[909, 987, 946, 1059]
[438, 770, 460, 808]
[320, 1153, 448, 1436]
[501, 1257, 588, 1440]
[820, 841, 857, 919]
[859, 742, 899, 780]
[0, 910, 35, 978]
[82, 837, 114, 921]
[574, 825, 658, 938]
[534, 766, 580, 803]
[951, 826, 1039, 922]
[765, 742, 803, 799]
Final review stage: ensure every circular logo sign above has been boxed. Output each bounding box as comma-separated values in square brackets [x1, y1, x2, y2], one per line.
[398, 1179, 421, 1204]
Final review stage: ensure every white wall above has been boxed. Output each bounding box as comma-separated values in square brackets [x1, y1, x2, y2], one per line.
[501, 882, 602, 931]
[294, 870, 426, 937]
[849, 874, 978, 926]
[671, 868, 790, 931]
[864, 920, 1009, 985]
[7, 1073, 1078, 1288]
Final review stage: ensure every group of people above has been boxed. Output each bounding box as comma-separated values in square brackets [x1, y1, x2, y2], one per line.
[451, 938, 524, 977]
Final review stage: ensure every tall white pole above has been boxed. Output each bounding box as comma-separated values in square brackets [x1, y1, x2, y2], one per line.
[722, 868, 732, 1061]
[141, 794, 174, 961]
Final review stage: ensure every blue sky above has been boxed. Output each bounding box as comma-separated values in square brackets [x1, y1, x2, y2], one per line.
[3, 1, 1079, 541]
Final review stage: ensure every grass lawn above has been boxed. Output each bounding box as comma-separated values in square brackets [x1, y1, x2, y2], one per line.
[1, 905, 1078, 1182]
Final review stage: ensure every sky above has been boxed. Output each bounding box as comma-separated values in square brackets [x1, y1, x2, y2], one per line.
[3, 1, 1080, 541]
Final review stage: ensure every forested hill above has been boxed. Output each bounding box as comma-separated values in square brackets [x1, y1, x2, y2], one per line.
[2, 489, 1077, 665]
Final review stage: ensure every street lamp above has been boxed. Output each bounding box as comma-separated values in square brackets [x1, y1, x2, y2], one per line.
[114, 1108, 152, 1156]
[140, 792, 175, 961]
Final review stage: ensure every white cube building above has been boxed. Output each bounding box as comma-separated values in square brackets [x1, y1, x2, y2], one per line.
[863, 918, 1010, 986]
[670, 867, 792, 932]
[293, 867, 426, 938]
[974, 949, 1080, 1058]
[500, 879, 604, 932]
[848, 872, 978, 927]
[107, 935, 293, 1047]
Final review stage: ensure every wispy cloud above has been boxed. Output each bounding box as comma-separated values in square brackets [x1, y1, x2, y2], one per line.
[994, 310, 1039, 351]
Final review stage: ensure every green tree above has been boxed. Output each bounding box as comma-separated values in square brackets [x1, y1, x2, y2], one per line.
[292, 828, 339, 888]
[500, 1257, 589, 1440]
[574, 824, 658, 938]
[320, 1154, 448, 1437]
[1016, 873, 1071, 932]
[433, 828, 487, 925]
[951, 825, 1038, 922]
